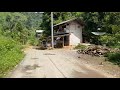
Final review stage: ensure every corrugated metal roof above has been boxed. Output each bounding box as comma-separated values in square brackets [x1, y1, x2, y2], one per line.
[36, 30, 44, 33]
[91, 32, 106, 35]
[54, 18, 83, 27]
[53, 18, 77, 27]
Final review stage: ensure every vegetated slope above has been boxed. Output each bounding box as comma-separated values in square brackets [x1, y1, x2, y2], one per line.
[0, 36, 24, 77]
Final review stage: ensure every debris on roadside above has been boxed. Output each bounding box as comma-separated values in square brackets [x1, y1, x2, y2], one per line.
[77, 45, 120, 57]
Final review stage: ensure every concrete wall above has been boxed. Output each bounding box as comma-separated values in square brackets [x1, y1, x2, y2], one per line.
[69, 21, 82, 45]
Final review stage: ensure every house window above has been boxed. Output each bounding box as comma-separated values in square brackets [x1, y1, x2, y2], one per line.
[62, 25, 66, 28]
[78, 26, 80, 28]
[66, 24, 69, 26]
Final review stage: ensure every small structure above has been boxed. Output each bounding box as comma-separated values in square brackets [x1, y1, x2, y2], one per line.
[35, 30, 46, 47]
[35, 30, 44, 38]
[91, 28, 106, 45]
[49, 18, 84, 48]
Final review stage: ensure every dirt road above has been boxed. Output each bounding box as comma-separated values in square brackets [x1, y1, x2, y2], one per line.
[7, 47, 115, 78]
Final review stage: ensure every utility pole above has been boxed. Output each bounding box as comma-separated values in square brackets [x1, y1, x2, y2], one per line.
[51, 12, 54, 48]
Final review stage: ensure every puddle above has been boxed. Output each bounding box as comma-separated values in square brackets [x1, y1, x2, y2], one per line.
[31, 58, 39, 59]
[23, 64, 41, 71]
[43, 53, 56, 55]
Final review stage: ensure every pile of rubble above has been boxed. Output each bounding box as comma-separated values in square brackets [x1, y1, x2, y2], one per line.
[77, 45, 120, 57]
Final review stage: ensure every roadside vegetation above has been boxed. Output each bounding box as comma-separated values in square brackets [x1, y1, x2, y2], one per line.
[0, 36, 24, 77]
[104, 52, 120, 66]
[74, 44, 87, 50]
[0, 12, 42, 77]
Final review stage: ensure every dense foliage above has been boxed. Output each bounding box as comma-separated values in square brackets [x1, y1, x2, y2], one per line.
[0, 12, 42, 77]
[0, 12, 42, 45]
[105, 52, 120, 66]
[0, 36, 24, 77]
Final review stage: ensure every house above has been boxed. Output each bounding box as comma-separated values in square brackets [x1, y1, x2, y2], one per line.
[49, 18, 84, 48]
[35, 30, 44, 38]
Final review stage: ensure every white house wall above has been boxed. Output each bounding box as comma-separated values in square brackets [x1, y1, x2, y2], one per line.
[69, 21, 82, 45]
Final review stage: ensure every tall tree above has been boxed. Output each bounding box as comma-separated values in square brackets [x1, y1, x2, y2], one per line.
[0, 12, 43, 45]
[40, 12, 51, 37]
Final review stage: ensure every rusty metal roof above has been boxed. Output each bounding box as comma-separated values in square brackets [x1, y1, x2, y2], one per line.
[54, 18, 84, 27]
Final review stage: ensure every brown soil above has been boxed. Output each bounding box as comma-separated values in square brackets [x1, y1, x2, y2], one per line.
[78, 54, 120, 78]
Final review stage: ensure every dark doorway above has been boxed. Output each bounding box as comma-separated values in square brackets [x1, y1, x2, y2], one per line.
[64, 36, 69, 46]
[82, 32, 89, 43]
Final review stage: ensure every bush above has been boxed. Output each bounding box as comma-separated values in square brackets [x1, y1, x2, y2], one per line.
[100, 35, 117, 46]
[105, 52, 120, 66]
[28, 38, 39, 46]
[110, 44, 120, 49]
[74, 44, 87, 50]
[27, 32, 39, 46]
[0, 36, 24, 77]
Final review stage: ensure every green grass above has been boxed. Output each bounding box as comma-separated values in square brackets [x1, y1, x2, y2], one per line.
[0, 36, 24, 77]
[28, 38, 39, 46]
[74, 44, 87, 50]
[110, 45, 120, 49]
[104, 52, 120, 66]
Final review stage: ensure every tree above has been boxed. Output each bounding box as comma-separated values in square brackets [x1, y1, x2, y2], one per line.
[0, 12, 43, 45]
[40, 12, 51, 37]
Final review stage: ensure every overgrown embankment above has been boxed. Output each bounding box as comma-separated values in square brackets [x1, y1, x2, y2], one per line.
[0, 12, 42, 77]
[0, 36, 24, 77]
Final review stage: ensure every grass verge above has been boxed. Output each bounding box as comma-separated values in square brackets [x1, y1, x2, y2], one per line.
[0, 36, 24, 77]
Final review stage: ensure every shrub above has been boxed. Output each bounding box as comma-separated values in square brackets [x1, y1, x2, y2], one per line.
[110, 44, 120, 49]
[28, 38, 39, 46]
[0, 36, 24, 77]
[105, 52, 120, 66]
[27, 32, 39, 46]
[100, 33, 120, 47]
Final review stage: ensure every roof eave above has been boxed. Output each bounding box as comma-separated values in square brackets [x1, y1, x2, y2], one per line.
[53, 18, 85, 27]
[53, 18, 77, 27]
